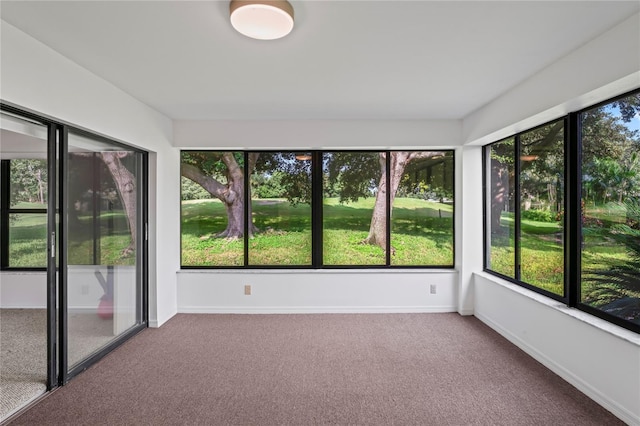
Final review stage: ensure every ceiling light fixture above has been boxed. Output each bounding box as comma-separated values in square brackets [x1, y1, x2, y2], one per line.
[295, 152, 311, 161]
[230, 0, 294, 40]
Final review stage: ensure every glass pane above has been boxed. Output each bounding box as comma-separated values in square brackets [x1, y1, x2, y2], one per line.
[180, 152, 244, 266]
[66, 131, 143, 369]
[323, 152, 385, 265]
[487, 138, 516, 277]
[249, 152, 312, 266]
[519, 121, 565, 296]
[581, 93, 640, 325]
[8, 213, 47, 267]
[10, 159, 48, 209]
[391, 151, 454, 266]
[0, 113, 49, 418]
[2, 113, 49, 270]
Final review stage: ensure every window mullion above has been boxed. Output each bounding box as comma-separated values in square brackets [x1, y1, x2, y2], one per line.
[244, 151, 249, 267]
[1, 160, 10, 269]
[514, 136, 521, 281]
[311, 151, 323, 268]
[567, 113, 580, 307]
[385, 151, 391, 266]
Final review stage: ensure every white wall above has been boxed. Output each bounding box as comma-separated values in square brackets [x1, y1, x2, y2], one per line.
[178, 270, 457, 313]
[174, 119, 461, 149]
[0, 272, 46, 308]
[1, 268, 123, 311]
[457, 145, 483, 315]
[474, 273, 640, 425]
[0, 21, 179, 327]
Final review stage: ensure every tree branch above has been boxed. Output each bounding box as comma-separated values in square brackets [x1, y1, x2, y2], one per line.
[407, 151, 446, 161]
[221, 152, 243, 183]
[181, 163, 230, 202]
[248, 152, 260, 172]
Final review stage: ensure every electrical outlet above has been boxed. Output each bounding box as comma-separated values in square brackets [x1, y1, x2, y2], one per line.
[81, 284, 89, 295]
[244, 285, 251, 295]
[430, 284, 437, 294]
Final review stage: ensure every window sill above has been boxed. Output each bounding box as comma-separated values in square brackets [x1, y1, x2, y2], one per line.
[178, 268, 458, 275]
[0, 269, 46, 274]
[475, 271, 640, 346]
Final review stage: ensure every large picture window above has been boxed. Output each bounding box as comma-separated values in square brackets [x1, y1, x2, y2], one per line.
[580, 93, 640, 327]
[390, 152, 454, 266]
[519, 122, 565, 295]
[181, 152, 245, 266]
[249, 152, 312, 266]
[181, 150, 455, 268]
[484, 89, 640, 333]
[323, 152, 385, 266]
[487, 138, 516, 279]
[486, 120, 565, 296]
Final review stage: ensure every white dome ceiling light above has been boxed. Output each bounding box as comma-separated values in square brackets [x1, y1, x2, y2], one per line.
[229, 0, 294, 40]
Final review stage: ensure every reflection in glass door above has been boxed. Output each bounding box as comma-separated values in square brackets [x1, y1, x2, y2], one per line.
[0, 112, 50, 420]
[64, 130, 145, 374]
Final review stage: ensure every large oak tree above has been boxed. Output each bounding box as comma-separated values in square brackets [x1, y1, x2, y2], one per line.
[181, 152, 259, 239]
[326, 151, 447, 252]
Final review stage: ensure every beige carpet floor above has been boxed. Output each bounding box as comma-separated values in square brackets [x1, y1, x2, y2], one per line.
[0, 309, 47, 421]
[11, 313, 625, 425]
[1, 308, 117, 421]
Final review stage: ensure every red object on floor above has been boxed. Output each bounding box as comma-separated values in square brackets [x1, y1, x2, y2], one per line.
[97, 297, 113, 320]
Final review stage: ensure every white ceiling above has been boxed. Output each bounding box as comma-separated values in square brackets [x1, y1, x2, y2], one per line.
[1, 1, 638, 121]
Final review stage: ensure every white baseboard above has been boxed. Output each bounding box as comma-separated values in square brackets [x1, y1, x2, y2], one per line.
[148, 308, 178, 328]
[0, 305, 46, 309]
[1, 306, 103, 311]
[177, 305, 458, 314]
[475, 311, 639, 426]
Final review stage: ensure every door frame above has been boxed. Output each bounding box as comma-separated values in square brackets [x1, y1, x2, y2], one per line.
[0, 103, 149, 390]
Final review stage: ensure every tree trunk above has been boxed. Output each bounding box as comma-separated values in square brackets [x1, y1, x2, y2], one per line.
[362, 152, 415, 253]
[491, 159, 509, 234]
[36, 168, 45, 204]
[100, 152, 137, 256]
[217, 175, 245, 239]
[363, 153, 388, 249]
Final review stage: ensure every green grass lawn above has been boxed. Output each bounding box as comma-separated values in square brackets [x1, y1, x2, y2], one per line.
[8, 211, 134, 267]
[489, 205, 633, 297]
[68, 212, 135, 265]
[13, 201, 47, 209]
[181, 197, 454, 266]
[8, 213, 48, 267]
[488, 229, 515, 278]
[491, 214, 570, 295]
[583, 201, 627, 225]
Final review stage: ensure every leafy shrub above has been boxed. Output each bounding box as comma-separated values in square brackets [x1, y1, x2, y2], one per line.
[253, 172, 286, 199]
[583, 198, 640, 322]
[521, 208, 556, 223]
[181, 177, 210, 200]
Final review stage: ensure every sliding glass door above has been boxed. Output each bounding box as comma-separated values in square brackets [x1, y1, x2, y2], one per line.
[1, 105, 147, 412]
[63, 130, 146, 376]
